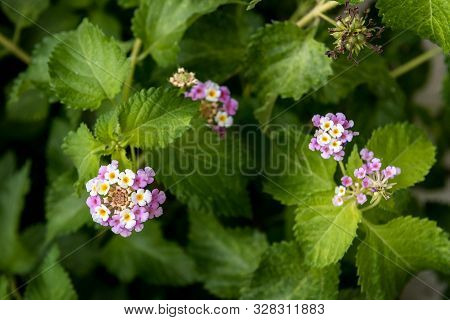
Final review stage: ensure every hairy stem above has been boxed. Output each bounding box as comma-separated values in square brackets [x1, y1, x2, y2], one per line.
[8, 276, 22, 300]
[318, 12, 337, 26]
[390, 47, 442, 78]
[338, 160, 347, 177]
[122, 38, 142, 102]
[0, 31, 30, 64]
[361, 196, 381, 212]
[296, 1, 339, 28]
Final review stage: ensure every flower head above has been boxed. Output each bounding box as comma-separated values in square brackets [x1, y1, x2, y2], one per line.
[170, 68, 239, 137]
[310, 113, 358, 161]
[326, 1, 384, 62]
[332, 148, 401, 207]
[85, 161, 166, 237]
[169, 67, 197, 89]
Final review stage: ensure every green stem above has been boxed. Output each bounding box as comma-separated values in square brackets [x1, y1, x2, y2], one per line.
[0, 31, 30, 64]
[122, 38, 142, 102]
[390, 47, 442, 78]
[130, 146, 137, 170]
[296, 1, 339, 28]
[318, 12, 337, 26]
[338, 160, 347, 176]
[361, 196, 382, 212]
[12, 26, 22, 44]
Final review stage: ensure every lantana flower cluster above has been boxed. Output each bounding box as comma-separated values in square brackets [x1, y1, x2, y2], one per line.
[332, 148, 401, 207]
[169, 68, 238, 136]
[309, 112, 358, 161]
[85, 160, 166, 237]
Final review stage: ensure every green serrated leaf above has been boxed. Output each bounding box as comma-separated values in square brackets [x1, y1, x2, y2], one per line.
[101, 223, 197, 285]
[356, 216, 450, 299]
[179, 6, 262, 82]
[149, 125, 251, 217]
[188, 212, 268, 298]
[294, 192, 361, 267]
[94, 111, 121, 145]
[366, 123, 436, 190]
[62, 123, 106, 191]
[263, 128, 336, 205]
[376, 0, 450, 52]
[245, 22, 332, 124]
[1, 0, 49, 29]
[118, 88, 198, 149]
[24, 246, 77, 300]
[132, 0, 242, 66]
[45, 173, 90, 242]
[241, 242, 339, 299]
[49, 19, 129, 110]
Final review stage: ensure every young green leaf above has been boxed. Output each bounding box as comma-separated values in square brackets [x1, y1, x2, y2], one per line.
[263, 128, 336, 205]
[366, 123, 436, 190]
[118, 88, 198, 149]
[345, 144, 363, 177]
[101, 223, 197, 285]
[188, 212, 268, 298]
[1, 0, 49, 29]
[356, 216, 450, 299]
[24, 246, 77, 299]
[376, 0, 450, 53]
[49, 19, 130, 110]
[149, 124, 252, 217]
[46, 118, 75, 180]
[132, 0, 242, 66]
[245, 22, 332, 124]
[294, 192, 361, 267]
[62, 123, 106, 191]
[45, 173, 90, 242]
[94, 111, 121, 145]
[241, 242, 339, 299]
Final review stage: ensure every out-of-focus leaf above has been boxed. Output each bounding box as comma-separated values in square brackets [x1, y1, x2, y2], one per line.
[49, 19, 129, 110]
[149, 124, 252, 217]
[101, 223, 197, 285]
[132, 0, 244, 66]
[24, 246, 77, 300]
[241, 242, 339, 299]
[0, 276, 8, 300]
[0, 156, 34, 274]
[1, 0, 49, 29]
[356, 216, 450, 299]
[188, 212, 268, 298]
[88, 10, 122, 38]
[179, 6, 262, 82]
[45, 173, 90, 242]
[46, 118, 73, 180]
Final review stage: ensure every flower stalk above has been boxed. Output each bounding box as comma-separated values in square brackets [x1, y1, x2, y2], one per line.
[296, 1, 339, 28]
[390, 47, 442, 78]
[122, 38, 142, 102]
[0, 31, 30, 64]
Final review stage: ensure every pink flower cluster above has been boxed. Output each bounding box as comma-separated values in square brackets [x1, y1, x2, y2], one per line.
[169, 68, 238, 137]
[332, 148, 401, 207]
[85, 160, 166, 237]
[309, 112, 358, 161]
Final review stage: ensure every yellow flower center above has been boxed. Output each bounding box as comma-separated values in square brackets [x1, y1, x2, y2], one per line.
[109, 172, 116, 179]
[100, 184, 108, 192]
[99, 209, 107, 216]
[123, 213, 131, 221]
[136, 194, 144, 201]
[123, 177, 130, 184]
